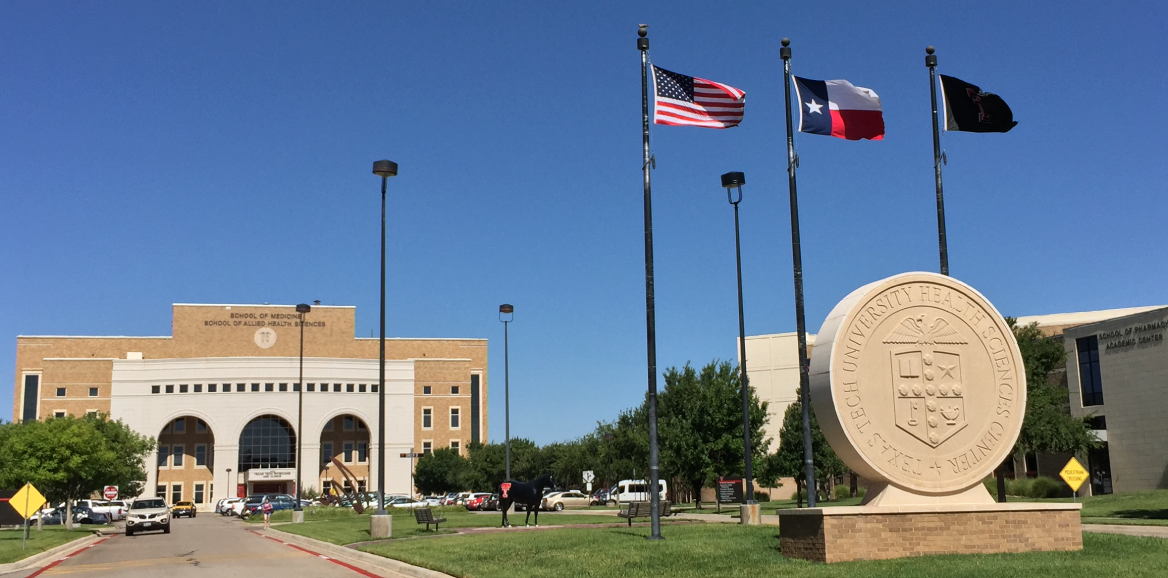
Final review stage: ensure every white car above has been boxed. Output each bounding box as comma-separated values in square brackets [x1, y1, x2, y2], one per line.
[125, 498, 170, 536]
[77, 499, 124, 521]
[229, 499, 248, 517]
[388, 497, 427, 509]
[218, 497, 243, 515]
[542, 490, 590, 511]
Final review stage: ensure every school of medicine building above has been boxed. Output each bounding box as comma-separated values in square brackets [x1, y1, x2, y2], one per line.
[11, 303, 488, 509]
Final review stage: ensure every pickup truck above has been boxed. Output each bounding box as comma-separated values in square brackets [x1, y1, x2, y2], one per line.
[77, 499, 125, 521]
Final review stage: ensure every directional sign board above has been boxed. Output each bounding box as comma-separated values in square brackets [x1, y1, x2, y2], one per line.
[582, 470, 595, 483]
[400, 452, 422, 458]
[103, 486, 119, 500]
[1059, 457, 1089, 493]
[9, 483, 46, 519]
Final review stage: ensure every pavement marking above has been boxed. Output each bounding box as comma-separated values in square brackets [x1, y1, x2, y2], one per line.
[24, 537, 112, 578]
[248, 530, 384, 577]
[41, 551, 313, 575]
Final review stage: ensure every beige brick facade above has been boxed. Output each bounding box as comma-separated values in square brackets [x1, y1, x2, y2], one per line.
[12, 303, 488, 504]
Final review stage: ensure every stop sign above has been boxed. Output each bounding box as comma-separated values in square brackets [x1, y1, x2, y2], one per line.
[103, 486, 118, 500]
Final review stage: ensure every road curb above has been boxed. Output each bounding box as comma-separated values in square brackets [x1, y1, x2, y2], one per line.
[257, 528, 454, 578]
[0, 533, 104, 576]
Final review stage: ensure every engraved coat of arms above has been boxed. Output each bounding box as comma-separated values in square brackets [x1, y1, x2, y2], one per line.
[884, 315, 968, 447]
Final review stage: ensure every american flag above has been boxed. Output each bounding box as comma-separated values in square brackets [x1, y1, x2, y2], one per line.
[653, 65, 745, 128]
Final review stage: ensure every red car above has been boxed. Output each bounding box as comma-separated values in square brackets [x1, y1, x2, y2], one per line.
[464, 493, 492, 511]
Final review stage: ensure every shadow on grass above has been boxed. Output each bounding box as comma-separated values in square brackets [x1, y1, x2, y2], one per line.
[1111, 509, 1168, 520]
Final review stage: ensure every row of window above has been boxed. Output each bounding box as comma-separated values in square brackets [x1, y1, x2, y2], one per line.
[420, 440, 461, 455]
[421, 407, 461, 430]
[158, 444, 211, 468]
[321, 441, 369, 465]
[150, 383, 378, 394]
[53, 387, 101, 397]
[421, 385, 463, 395]
[162, 417, 210, 434]
[156, 482, 211, 504]
[47, 410, 100, 418]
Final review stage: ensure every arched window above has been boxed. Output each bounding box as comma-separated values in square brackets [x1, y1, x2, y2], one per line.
[238, 414, 296, 472]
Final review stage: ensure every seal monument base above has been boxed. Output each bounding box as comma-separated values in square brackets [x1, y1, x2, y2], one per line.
[778, 272, 1082, 562]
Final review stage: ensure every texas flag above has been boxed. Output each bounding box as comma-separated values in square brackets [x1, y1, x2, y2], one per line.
[793, 77, 885, 140]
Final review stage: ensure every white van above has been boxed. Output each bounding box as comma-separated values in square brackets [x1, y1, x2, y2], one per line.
[608, 479, 667, 504]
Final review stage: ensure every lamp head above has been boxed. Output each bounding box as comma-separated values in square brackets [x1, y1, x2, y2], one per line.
[499, 304, 513, 314]
[721, 171, 746, 189]
[296, 303, 311, 314]
[372, 160, 398, 178]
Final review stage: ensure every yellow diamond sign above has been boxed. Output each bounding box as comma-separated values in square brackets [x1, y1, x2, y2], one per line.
[9, 483, 47, 519]
[1059, 457, 1090, 493]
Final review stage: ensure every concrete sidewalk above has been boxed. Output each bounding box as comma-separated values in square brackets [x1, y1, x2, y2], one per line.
[1083, 524, 1168, 539]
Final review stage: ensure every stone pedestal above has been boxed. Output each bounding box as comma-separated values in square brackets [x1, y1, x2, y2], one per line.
[739, 503, 761, 525]
[778, 502, 1082, 563]
[369, 514, 392, 539]
[291, 510, 305, 524]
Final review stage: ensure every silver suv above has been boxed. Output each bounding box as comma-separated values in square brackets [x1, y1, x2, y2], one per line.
[125, 498, 170, 536]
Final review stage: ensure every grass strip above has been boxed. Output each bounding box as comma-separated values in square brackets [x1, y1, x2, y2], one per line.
[0, 526, 102, 564]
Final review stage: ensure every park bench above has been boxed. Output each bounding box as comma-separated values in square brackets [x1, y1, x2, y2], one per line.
[617, 501, 671, 526]
[413, 507, 447, 531]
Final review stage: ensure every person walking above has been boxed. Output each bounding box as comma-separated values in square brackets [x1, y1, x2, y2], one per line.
[261, 496, 274, 530]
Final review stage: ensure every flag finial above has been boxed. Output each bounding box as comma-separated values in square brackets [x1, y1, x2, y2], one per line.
[926, 46, 935, 55]
[781, 38, 790, 47]
[781, 38, 791, 60]
[638, 24, 648, 38]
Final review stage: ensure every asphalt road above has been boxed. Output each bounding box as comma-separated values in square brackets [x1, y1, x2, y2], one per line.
[10, 514, 371, 578]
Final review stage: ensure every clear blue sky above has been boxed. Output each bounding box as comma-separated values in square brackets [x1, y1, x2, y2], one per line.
[3, 2, 1165, 444]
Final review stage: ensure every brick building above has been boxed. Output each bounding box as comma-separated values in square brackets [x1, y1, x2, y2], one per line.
[12, 303, 487, 508]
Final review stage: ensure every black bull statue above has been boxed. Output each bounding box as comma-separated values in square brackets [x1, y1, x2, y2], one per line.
[497, 474, 556, 527]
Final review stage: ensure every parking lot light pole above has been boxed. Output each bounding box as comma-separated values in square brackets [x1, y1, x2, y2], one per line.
[293, 303, 311, 522]
[720, 172, 756, 505]
[499, 304, 514, 480]
[371, 159, 397, 539]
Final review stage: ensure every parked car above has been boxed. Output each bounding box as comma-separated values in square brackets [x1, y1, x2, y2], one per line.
[125, 498, 170, 536]
[388, 497, 426, 509]
[243, 494, 296, 517]
[78, 499, 124, 521]
[589, 488, 610, 506]
[484, 493, 500, 511]
[229, 499, 249, 517]
[172, 501, 197, 518]
[452, 491, 473, 506]
[543, 490, 590, 511]
[218, 498, 243, 515]
[421, 496, 444, 507]
[441, 492, 459, 506]
[464, 493, 492, 511]
[609, 479, 668, 504]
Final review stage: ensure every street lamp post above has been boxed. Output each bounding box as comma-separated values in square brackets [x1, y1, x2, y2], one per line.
[499, 304, 514, 480]
[227, 468, 233, 499]
[293, 303, 311, 522]
[371, 159, 397, 539]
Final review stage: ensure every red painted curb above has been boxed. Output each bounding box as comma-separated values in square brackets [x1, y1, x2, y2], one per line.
[248, 530, 382, 578]
[25, 536, 113, 578]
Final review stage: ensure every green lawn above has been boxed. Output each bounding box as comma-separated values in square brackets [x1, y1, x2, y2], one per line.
[360, 523, 1168, 578]
[1004, 489, 1168, 524]
[265, 506, 640, 545]
[0, 526, 104, 564]
[673, 497, 864, 516]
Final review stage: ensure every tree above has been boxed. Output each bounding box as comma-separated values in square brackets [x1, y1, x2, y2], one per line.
[992, 319, 1100, 501]
[773, 390, 847, 507]
[413, 448, 470, 495]
[0, 415, 154, 529]
[658, 361, 770, 509]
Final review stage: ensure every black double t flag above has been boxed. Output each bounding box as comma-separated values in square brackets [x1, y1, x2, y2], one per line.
[940, 75, 1018, 133]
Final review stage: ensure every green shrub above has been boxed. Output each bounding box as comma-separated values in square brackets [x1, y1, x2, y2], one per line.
[856, 487, 866, 498]
[983, 476, 997, 495]
[834, 485, 852, 500]
[1028, 477, 1063, 498]
[754, 492, 769, 502]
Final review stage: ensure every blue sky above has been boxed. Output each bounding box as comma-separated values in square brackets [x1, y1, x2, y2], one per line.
[2, 1, 1165, 444]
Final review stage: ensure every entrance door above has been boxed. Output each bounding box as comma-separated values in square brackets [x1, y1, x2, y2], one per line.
[1088, 445, 1113, 495]
[252, 483, 287, 495]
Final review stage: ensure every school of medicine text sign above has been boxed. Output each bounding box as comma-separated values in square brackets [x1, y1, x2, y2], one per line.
[810, 272, 1026, 497]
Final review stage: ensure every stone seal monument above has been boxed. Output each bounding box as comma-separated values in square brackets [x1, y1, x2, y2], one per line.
[778, 272, 1082, 562]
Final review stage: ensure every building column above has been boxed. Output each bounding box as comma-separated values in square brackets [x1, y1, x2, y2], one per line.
[143, 447, 159, 499]
[214, 444, 239, 502]
[299, 442, 321, 499]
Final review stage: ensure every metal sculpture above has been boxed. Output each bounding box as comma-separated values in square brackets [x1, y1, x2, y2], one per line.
[498, 474, 556, 527]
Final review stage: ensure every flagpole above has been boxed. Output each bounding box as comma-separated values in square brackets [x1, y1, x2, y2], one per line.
[926, 46, 949, 276]
[780, 38, 817, 508]
[638, 23, 663, 540]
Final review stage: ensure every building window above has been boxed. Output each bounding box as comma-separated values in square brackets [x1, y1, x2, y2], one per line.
[193, 384, 202, 393]
[324, 418, 334, 431]
[238, 414, 297, 472]
[208, 384, 217, 392]
[197, 419, 208, 432]
[194, 483, 205, 504]
[166, 385, 174, 393]
[344, 442, 354, 463]
[422, 441, 432, 455]
[423, 386, 432, 395]
[237, 383, 246, 392]
[357, 480, 367, 493]
[86, 410, 98, 417]
[346, 383, 354, 393]
[174, 418, 186, 433]
[265, 383, 274, 392]
[322, 443, 333, 465]
[344, 416, 354, 431]
[156, 485, 165, 499]
[195, 444, 208, 467]
[22, 374, 40, 422]
[451, 386, 460, 395]
[179, 384, 188, 393]
[53, 410, 66, 418]
[158, 446, 171, 468]
[470, 373, 481, 444]
[359, 384, 367, 393]
[89, 387, 99, 397]
[357, 420, 367, 431]
[173, 445, 184, 467]
[422, 408, 432, 429]
[357, 442, 368, 463]
[293, 383, 300, 392]
[152, 385, 161, 394]
[371, 385, 378, 393]
[450, 407, 461, 429]
[252, 383, 260, 392]
[333, 383, 341, 392]
[1077, 336, 1104, 406]
[451, 440, 460, 454]
[56, 387, 66, 397]
[278, 383, 287, 392]
[308, 383, 315, 392]
[171, 483, 182, 504]
[322, 481, 331, 494]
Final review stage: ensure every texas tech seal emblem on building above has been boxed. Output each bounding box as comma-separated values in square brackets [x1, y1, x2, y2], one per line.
[809, 272, 1026, 501]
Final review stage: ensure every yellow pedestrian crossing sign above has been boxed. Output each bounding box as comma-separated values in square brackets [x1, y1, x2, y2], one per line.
[1059, 457, 1089, 493]
[9, 483, 47, 519]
